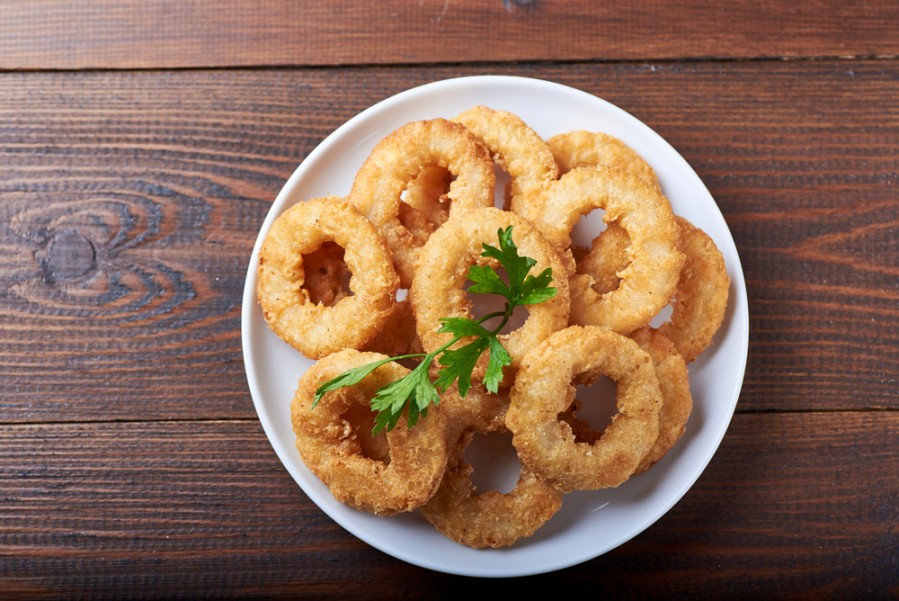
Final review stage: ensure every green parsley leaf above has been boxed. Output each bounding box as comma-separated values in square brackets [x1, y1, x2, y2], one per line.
[466, 263, 512, 301]
[437, 316, 492, 339]
[369, 359, 439, 434]
[480, 226, 537, 301]
[435, 337, 489, 396]
[517, 267, 557, 306]
[483, 337, 512, 393]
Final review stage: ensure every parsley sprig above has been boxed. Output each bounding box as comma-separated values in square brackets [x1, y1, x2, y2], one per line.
[313, 226, 557, 434]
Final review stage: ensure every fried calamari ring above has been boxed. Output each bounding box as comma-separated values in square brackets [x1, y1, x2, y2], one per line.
[547, 130, 660, 186]
[421, 394, 562, 549]
[548, 132, 728, 358]
[256, 197, 399, 359]
[291, 349, 448, 516]
[347, 118, 496, 286]
[274, 230, 422, 358]
[659, 218, 730, 363]
[535, 167, 683, 334]
[453, 105, 558, 221]
[559, 328, 691, 474]
[578, 217, 730, 361]
[549, 129, 663, 294]
[506, 325, 662, 493]
[410, 207, 570, 385]
[629, 327, 693, 474]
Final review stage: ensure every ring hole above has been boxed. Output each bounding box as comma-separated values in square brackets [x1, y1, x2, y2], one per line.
[571, 208, 607, 248]
[562, 375, 618, 444]
[651, 303, 674, 327]
[302, 241, 353, 306]
[342, 403, 390, 464]
[494, 165, 511, 210]
[400, 166, 453, 237]
[464, 430, 520, 494]
[575, 218, 631, 296]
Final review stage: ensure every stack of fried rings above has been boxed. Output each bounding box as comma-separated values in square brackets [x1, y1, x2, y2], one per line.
[256, 106, 731, 549]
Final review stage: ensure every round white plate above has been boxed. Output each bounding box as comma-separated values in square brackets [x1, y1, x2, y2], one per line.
[241, 75, 749, 577]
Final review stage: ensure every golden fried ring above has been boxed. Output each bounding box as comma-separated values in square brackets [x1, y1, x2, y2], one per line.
[410, 207, 570, 385]
[291, 349, 448, 516]
[536, 167, 683, 334]
[347, 118, 496, 287]
[256, 197, 399, 359]
[506, 325, 661, 493]
[453, 105, 559, 222]
[558, 328, 691, 474]
[579, 217, 730, 362]
[629, 327, 693, 474]
[547, 130, 660, 186]
[659, 218, 731, 363]
[421, 393, 562, 549]
[277, 233, 422, 358]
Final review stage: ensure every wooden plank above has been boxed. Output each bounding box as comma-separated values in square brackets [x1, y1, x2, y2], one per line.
[1, 1, 897, 70]
[0, 413, 895, 597]
[1, 61, 896, 422]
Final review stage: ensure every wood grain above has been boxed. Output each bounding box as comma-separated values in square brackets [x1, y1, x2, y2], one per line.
[0, 413, 895, 598]
[1, 62, 896, 423]
[1, 1, 897, 70]
[2, 0, 895, 596]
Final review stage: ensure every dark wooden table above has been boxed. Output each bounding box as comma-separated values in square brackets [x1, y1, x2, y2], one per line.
[2, 2, 897, 598]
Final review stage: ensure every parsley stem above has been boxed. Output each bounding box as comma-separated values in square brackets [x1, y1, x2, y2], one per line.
[433, 335, 464, 356]
[490, 311, 512, 336]
[476, 310, 507, 324]
[477, 305, 513, 336]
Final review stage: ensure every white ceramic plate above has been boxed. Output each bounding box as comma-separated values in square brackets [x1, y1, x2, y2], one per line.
[241, 75, 749, 577]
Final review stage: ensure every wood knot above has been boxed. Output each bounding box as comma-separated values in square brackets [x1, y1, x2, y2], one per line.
[43, 229, 97, 281]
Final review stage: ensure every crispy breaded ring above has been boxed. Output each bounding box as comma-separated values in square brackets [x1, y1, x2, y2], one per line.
[559, 328, 691, 474]
[547, 130, 660, 186]
[629, 327, 693, 474]
[659, 218, 730, 363]
[256, 197, 399, 359]
[579, 217, 730, 361]
[278, 234, 422, 358]
[410, 207, 570, 386]
[291, 349, 448, 516]
[506, 325, 662, 493]
[536, 167, 683, 334]
[421, 395, 562, 549]
[550, 129, 663, 302]
[453, 105, 558, 221]
[347, 118, 496, 287]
